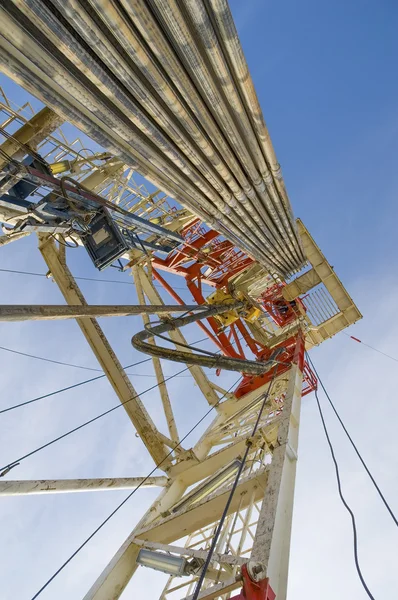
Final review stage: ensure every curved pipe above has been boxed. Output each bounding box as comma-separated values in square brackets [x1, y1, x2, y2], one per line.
[131, 304, 284, 376]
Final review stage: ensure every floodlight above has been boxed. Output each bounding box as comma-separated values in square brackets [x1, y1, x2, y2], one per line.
[172, 459, 241, 513]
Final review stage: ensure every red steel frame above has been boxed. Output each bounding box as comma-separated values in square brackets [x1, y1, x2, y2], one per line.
[151, 220, 317, 400]
[231, 565, 276, 600]
[152, 218, 254, 287]
[259, 282, 306, 328]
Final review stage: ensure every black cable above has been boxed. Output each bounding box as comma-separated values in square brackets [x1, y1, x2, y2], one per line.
[0, 344, 192, 378]
[0, 330, 244, 414]
[0, 267, 194, 290]
[0, 329, 247, 470]
[0, 365, 190, 474]
[313, 386, 376, 600]
[0, 358, 152, 415]
[50, 232, 79, 249]
[307, 353, 398, 528]
[191, 367, 278, 600]
[30, 375, 242, 600]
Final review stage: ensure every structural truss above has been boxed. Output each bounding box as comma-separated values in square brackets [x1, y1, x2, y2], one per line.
[0, 4, 362, 600]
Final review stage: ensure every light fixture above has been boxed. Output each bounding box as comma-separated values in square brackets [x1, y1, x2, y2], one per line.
[137, 549, 187, 576]
[136, 549, 204, 577]
[172, 459, 242, 513]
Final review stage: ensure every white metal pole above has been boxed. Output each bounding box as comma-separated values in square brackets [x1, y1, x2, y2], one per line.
[250, 344, 304, 599]
[0, 476, 168, 496]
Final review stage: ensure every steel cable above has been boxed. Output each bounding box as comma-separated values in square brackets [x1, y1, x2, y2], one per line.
[0, 344, 191, 377]
[307, 353, 398, 528]
[0, 267, 193, 290]
[29, 375, 243, 600]
[313, 386, 376, 600]
[191, 366, 278, 600]
[0, 365, 192, 475]
[0, 329, 248, 469]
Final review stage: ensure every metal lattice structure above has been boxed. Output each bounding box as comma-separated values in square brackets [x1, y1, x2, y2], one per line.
[0, 5, 362, 600]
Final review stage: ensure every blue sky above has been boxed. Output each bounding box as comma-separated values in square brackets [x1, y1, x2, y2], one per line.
[231, 0, 398, 281]
[1, 1, 398, 598]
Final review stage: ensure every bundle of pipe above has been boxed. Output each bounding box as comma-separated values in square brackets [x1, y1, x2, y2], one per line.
[0, 0, 306, 277]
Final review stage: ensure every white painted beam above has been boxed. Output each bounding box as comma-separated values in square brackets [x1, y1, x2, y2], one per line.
[251, 359, 304, 599]
[0, 477, 168, 496]
[38, 235, 170, 467]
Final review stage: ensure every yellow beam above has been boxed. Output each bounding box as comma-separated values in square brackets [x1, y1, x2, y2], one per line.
[37, 234, 170, 467]
[0, 106, 62, 168]
[282, 268, 321, 301]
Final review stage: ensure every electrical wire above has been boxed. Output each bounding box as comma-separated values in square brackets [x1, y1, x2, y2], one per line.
[0, 358, 152, 415]
[191, 367, 278, 600]
[0, 343, 192, 377]
[307, 353, 398, 528]
[0, 267, 194, 290]
[50, 232, 79, 248]
[312, 385, 376, 600]
[0, 329, 247, 467]
[343, 332, 398, 364]
[0, 364, 190, 475]
[29, 375, 242, 600]
[0, 328, 248, 414]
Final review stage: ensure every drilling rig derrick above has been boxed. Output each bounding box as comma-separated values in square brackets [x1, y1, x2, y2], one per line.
[0, 2, 362, 599]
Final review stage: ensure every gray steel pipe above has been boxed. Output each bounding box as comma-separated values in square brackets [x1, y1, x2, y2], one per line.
[132, 303, 283, 375]
[47, 0, 292, 271]
[0, 303, 217, 322]
[0, 8, 285, 273]
[148, 0, 302, 265]
[0, 39, 275, 272]
[0, 477, 168, 496]
[207, 0, 304, 251]
[0, 0, 306, 276]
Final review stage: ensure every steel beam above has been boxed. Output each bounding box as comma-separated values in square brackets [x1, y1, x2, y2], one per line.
[250, 348, 304, 599]
[0, 303, 213, 322]
[0, 231, 29, 246]
[184, 576, 242, 600]
[0, 106, 62, 168]
[38, 234, 170, 467]
[82, 481, 186, 600]
[282, 268, 321, 301]
[0, 477, 168, 496]
[134, 468, 268, 544]
[133, 265, 180, 446]
[296, 219, 362, 332]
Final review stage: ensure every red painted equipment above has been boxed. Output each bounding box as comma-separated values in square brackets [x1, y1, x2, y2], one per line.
[230, 564, 276, 600]
[152, 218, 253, 287]
[234, 333, 315, 399]
[153, 220, 317, 399]
[260, 283, 306, 327]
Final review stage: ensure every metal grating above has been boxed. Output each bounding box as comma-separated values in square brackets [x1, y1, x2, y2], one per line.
[302, 283, 339, 326]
